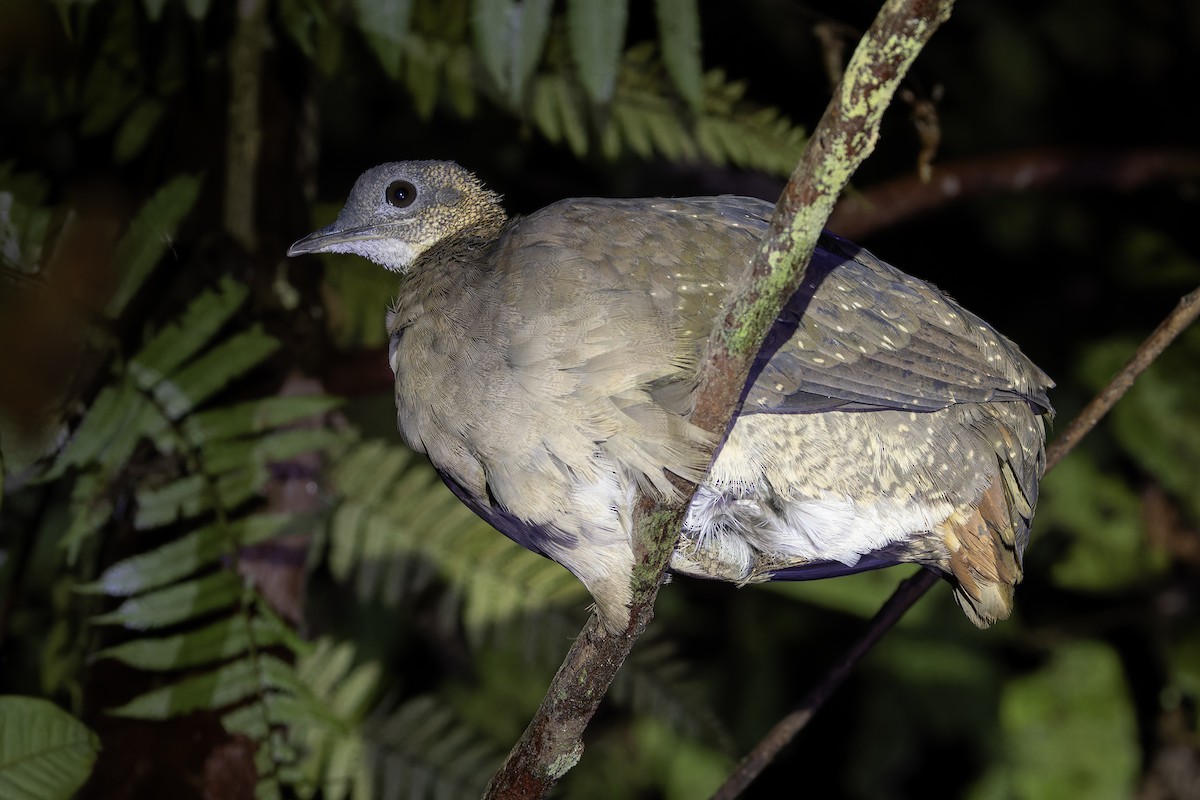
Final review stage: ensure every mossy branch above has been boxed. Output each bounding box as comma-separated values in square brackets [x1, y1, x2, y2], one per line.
[483, 1, 957, 797]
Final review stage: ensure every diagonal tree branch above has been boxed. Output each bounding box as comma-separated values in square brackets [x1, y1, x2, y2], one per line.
[483, 1, 957, 796]
[828, 147, 1200, 240]
[712, 285, 1200, 798]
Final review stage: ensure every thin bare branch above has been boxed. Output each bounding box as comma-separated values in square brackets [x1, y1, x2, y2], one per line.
[484, 1, 957, 796]
[713, 285, 1200, 798]
[711, 568, 940, 800]
[828, 147, 1200, 240]
[1045, 287, 1200, 472]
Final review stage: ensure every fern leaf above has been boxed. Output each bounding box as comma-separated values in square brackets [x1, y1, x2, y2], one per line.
[91, 570, 244, 630]
[654, 0, 703, 108]
[612, 639, 731, 750]
[403, 34, 443, 120]
[105, 174, 203, 318]
[444, 44, 476, 117]
[79, 513, 293, 597]
[567, 0, 628, 105]
[93, 613, 294, 671]
[201, 428, 343, 475]
[133, 469, 259, 529]
[113, 96, 165, 163]
[471, 0, 554, 106]
[182, 395, 343, 442]
[108, 653, 299, 719]
[354, 0, 415, 79]
[129, 275, 249, 387]
[154, 325, 281, 420]
[365, 695, 501, 799]
[329, 438, 588, 634]
[47, 383, 161, 478]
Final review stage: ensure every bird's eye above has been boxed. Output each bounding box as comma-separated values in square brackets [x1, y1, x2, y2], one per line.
[386, 180, 417, 208]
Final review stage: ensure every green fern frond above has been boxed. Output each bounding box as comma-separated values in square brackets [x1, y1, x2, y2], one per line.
[305, 2, 798, 176]
[613, 638, 732, 751]
[362, 694, 502, 799]
[286, 639, 381, 799]
[25, 211, 353, 795]
[328, 438, 588, 635]
[475, 608, 731, 752]
[105, 174, 203, 318]
[602, 45, 806, 175]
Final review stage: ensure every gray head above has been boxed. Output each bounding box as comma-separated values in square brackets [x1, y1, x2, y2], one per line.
[287, 161, 507, 272]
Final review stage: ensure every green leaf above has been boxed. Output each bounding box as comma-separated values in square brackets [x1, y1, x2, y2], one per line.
[106, 175, 203, 318]
[354, 0, 414, 79]
[0, 696, 99, 800]
[1038, 457, 1167, 590]
[471, 0, 554, 106]
[329, 661, 381, 721]
[969, 642, 1139, 800]
[553, 74, 589, 157]
[201, 428, 342, 475]
[154, 325, 281, 419]
[47, 382, 142, 476]
[329, 439, 586, 628]
[184, 0, 211, 20]
[133, 468, 263, 529]
[92, 570, 243, 630]
[129, 275, 249, 388]
[141, 0, 168, 21]
[113, 97, 165, 163]
[322, 736, 369, 800]
[531, 76, 564, 144]
[0, 189, 51, 272]
[80, 513, 292, 597]
[94, 613, 293, 671]
[108, 654, 298, 719]
[1104, 330, 1200, 520]
[613, 104, 654, 158]
[182, 395, 343, 442]
[298, 639, 357, 703]
[444, 45, 476, 117]
[567, 0, 628, 105]
[643, 108, 695, 161]
[403, 35, 443, 120]
[278, 0, 319, 56]
[654, 0, 703, 108]
[473, 0, 512, 95]
[59, 472, 113, 564]
[365, 695, 500, 799]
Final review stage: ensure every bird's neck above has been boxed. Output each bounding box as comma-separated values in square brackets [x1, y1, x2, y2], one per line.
[390, 221, 509, 331]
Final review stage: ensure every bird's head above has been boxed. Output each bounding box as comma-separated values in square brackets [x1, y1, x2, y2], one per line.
[287, 161, 507, 272]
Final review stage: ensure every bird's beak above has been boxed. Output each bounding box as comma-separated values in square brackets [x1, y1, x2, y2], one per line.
[287, 223, 388, 257]
[287, 223, 341, 257]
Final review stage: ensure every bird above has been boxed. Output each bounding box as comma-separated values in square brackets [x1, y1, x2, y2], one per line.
[288, 160, 1053, 634]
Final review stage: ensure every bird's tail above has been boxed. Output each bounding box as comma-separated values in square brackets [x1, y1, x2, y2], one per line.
[939, 453, 1037, 628]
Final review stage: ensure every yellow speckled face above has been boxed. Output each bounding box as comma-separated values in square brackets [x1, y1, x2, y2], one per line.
[286, 160, 507, 272]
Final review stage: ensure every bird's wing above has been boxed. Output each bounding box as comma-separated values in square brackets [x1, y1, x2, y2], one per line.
[745, 231, 1054, 415]
[551, 195, 1055, 416]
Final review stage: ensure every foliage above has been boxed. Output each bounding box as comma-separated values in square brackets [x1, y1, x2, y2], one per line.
[1, 0, 1198, 797]
[0, 696, 100, 800]
[328, 438, 587, 638]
